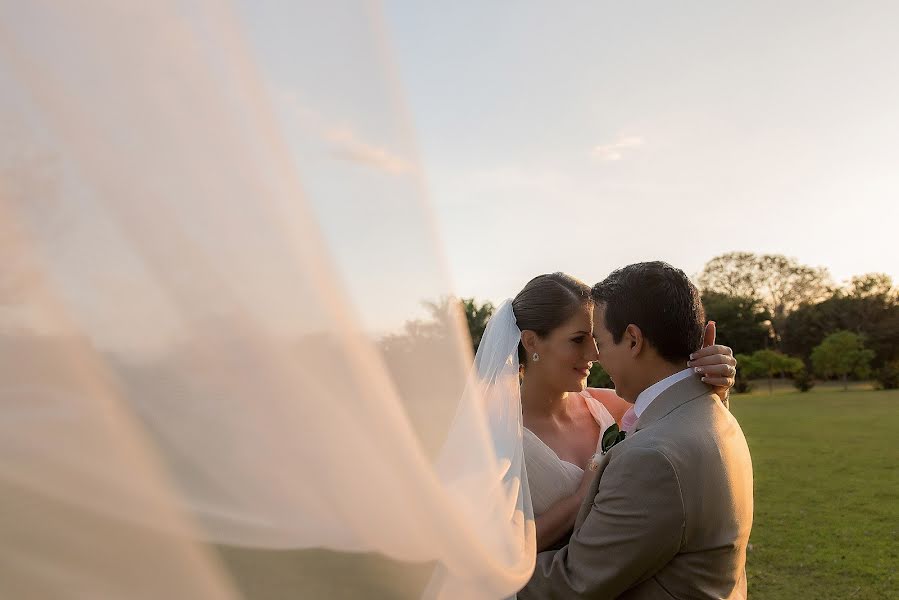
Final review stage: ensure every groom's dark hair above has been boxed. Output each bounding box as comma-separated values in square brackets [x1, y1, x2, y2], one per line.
[592, 261, 705, 363]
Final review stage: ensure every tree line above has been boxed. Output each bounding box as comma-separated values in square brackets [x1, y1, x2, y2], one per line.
[699, 252, 898, 392]
[460, 253, 899, 393]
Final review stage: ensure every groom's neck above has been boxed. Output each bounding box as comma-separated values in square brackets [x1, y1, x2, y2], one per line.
[634, 357, 688, 397]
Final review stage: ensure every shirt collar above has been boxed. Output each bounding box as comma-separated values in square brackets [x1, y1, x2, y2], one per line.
[633, 368, 694, 418]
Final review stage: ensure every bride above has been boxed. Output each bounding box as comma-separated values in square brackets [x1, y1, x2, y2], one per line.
[489, 272, 737, 551]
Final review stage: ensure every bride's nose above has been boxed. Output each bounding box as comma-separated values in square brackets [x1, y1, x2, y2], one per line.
[587, 339, 599, 360]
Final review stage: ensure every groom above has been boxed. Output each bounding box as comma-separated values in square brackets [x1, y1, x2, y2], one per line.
[519, 261, 754, 599]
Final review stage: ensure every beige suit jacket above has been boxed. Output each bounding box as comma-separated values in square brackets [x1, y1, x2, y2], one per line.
[519, 376, 754, 599]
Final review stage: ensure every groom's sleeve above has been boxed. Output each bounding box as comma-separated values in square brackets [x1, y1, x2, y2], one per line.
[519, 446, 684, 599]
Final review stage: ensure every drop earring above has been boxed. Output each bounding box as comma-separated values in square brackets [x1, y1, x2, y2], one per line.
[532, 352, 540, 362]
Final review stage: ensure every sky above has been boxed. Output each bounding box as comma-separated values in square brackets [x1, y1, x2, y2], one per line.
[4, 2, 899, 353]
[382, 0, 899, 305]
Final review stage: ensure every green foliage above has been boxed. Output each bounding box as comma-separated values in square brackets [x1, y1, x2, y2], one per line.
[733, 352, 755, 393]
[740, 350, 803, 378]
[733, 376, 754, 394]
[810, 330, 875, 390]
[782, 275, 899, 370]
[791, 367, 815, 392]
[701, 291, 771, 354]
[738, 350, 803, 395]
[459, 297, 495, 355]
[600, 423, 626, 453]
[875, 360, 899, 390]
[735, 352, 758, 376]
[587, 362, 613, 389]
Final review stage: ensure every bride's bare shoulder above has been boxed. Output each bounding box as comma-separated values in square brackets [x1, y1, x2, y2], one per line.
[583, 387, 618, 400]
[583, 387, 630, 422]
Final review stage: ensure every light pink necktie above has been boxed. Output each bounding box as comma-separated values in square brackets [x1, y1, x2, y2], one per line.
[621, 407, 638, 435]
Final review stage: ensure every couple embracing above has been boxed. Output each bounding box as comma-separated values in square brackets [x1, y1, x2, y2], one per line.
[478, 261, 753, 599]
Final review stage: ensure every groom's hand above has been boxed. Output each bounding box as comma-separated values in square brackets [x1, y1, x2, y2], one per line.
[687, 321, 737, 400]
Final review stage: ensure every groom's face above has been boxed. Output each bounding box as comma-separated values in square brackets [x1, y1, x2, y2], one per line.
[592, 303, 639, 403]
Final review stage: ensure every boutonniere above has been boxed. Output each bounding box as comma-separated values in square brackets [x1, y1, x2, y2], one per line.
[600, 423, 627, 455]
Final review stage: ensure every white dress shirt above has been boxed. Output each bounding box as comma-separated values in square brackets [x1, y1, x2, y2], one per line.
[633, 367, 695, 418]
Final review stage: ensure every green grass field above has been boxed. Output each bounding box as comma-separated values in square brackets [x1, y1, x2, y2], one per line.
[731, 384, 898, 599]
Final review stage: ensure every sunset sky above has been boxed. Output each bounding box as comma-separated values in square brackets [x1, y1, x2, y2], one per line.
[384, 0, 899, 303]
[5, 2, 898, 352]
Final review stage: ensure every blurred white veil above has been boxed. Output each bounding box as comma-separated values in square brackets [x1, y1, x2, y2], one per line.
[0, 1, 533, 599]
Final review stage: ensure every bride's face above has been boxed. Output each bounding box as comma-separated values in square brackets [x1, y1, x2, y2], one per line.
[528, 303, 599, 392]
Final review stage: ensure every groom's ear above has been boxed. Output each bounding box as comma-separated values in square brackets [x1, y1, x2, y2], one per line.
[625, 324, 644, 358]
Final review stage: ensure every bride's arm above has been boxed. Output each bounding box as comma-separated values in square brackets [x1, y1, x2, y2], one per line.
[535, 498, 579, 552]
[535, 468, 595, 551]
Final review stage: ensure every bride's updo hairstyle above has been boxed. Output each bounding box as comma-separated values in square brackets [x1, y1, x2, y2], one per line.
[512, 272, 593, 369]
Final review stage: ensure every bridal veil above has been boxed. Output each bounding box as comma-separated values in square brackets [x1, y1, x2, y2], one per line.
[0, 1, 533, 598]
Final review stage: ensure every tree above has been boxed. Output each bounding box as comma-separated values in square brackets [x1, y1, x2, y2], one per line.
[697, 252, 833, 343]
[739, 349, 803, 395]
[844, 276, 899, 369]
[849, 273, 896, 301]
[378, 298, 474, 457]
[701, 291, 771, 354]
[792, 367, 815, 392]
[810, 331, 875, 390]
[460, 298, 495, 355]
[780, 299, 838, 364]
[875, 360, 899, 390]
[782, 276, 899, 369]
[696, 252, 760, 298]
[733, 353, 756, 394]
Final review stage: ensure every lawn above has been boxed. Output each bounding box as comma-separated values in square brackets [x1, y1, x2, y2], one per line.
[730, 384, 898, 599]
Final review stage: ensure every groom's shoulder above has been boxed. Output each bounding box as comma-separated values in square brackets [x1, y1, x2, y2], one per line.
[628, 393, 745, 459]
[665, 387, 736, 429]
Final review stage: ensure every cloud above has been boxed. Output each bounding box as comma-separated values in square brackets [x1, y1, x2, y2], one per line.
[276, 90, 327, 129]
[276, 90, 414, 175]
[324, 127, 414, 175]
[592, 136, 644, 161]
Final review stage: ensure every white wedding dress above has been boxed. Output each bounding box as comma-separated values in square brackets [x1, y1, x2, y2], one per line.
[523, 390, 618, 516]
